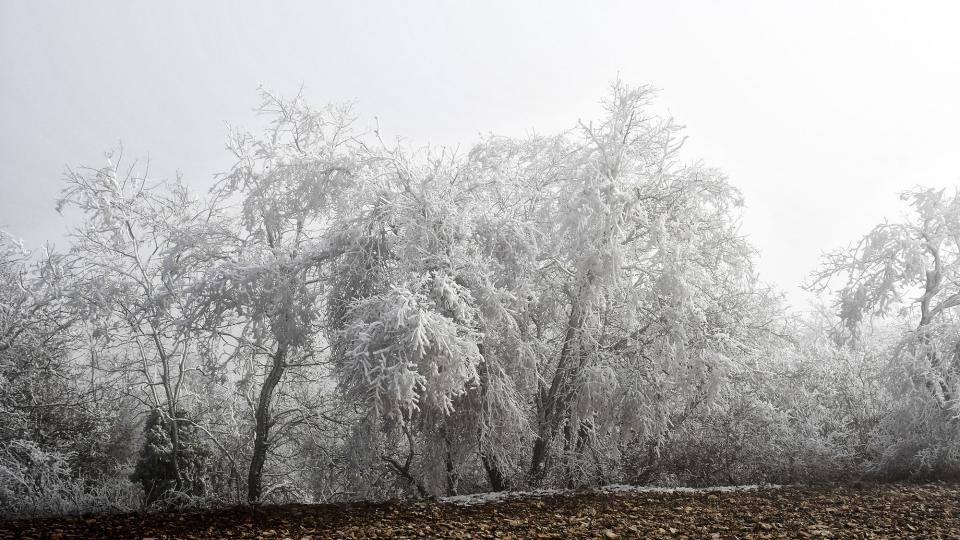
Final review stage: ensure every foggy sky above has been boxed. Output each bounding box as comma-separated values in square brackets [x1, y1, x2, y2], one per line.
[2, 0, 958, 309]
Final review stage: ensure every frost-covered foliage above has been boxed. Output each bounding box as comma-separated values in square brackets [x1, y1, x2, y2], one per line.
[5, 83, 960, 518]
[313, 83, 774, 495]
[810, 188, 960, 479]
[0, 440, 137, 519]
[53, 151, 233, 511]
[0, 235, 138, 519]
[626, 313, 885, 486]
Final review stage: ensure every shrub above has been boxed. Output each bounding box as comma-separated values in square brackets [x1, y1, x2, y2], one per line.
[131, 409, 211, 507]
[0, 439, 138, 519]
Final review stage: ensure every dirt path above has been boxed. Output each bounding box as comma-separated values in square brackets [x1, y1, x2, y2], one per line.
[3, 484, 958, 539]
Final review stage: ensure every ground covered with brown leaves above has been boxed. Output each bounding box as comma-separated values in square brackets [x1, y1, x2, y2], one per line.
[2, 484, 957, 539]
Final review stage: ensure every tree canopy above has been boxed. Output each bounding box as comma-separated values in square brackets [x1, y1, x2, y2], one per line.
[2, 83, 958, 517]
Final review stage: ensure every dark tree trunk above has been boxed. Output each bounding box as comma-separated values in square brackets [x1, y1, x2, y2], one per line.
[528, 301, 585, 485]
[481, 453, 506, 491]
[382, 426, 428, 498]
[153, 331, 183, 493]
[528, 435, 552, 485]
[247, 345, 287, 503]
[445, 447, 456, 496]
[476, 343, 507, 491]
[167, 404, 182, 492]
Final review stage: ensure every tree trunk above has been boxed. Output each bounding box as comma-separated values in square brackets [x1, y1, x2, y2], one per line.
[918, 265, 955, 407]
[481, 453, 506, 491]
[146, 326, 184, 495]
[528, 301, 585, 485]
[167, 403, 183, 492]
[476, 343, 507, 492]
[247, 345, 287, 503]
[444, 445, 456, 496]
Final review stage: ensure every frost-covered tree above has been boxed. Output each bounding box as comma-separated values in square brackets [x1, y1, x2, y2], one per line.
[0, 232, 73, 356]
[0, 233, 137, 517]
[190, 89, 365, 502]
[471, 84, 770, 487]
[57, 150, 216, 496]
[322, 82, 774, 493]
[811, 188, 960, 416]
[0, 234, 76, 455]
[810, 188, 960, 478]
[327, 146, 500, 495]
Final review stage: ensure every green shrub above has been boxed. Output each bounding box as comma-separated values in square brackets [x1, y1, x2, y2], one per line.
[131, 409, 211, 507]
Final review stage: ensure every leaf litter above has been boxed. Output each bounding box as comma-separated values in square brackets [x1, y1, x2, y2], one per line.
[2, 483, 957, 539]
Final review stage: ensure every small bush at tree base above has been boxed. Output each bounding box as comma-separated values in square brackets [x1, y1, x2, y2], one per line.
[131, 409, 211, 507]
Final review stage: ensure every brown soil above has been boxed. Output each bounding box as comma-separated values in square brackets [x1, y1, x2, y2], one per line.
[2, 484, 958, 539]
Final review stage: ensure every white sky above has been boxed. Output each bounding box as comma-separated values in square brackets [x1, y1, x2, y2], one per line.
[2, 1, 959, 309]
